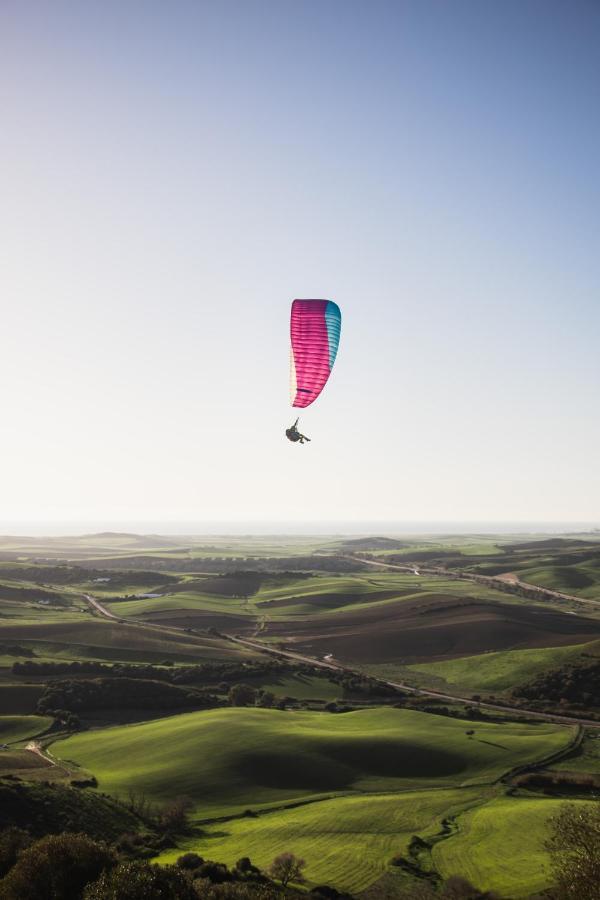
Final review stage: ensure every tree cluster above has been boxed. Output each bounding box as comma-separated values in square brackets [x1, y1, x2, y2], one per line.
[0, 565, 179, 588]
[327, 671, 400, 699]
[36, 677, 217, 716]
[513, 660, 600, 714]
[0, 833, 320, 900]
[15, 658, 287, 687]
[513, 770, 600, 795]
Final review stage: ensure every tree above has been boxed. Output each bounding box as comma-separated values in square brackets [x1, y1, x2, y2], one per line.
[83, 861, 196, 899]
[228, 684, 257, 707]
[256, 691, 275, 709]
[176, 852, 204, 871]
[233, 856, 263, 881]
[546, 803, 600, 899]
[269, 852, 305, 887]
[0, 827, 31, 878]
[157, 795, 194, 833]
[0, 833, 115, 900]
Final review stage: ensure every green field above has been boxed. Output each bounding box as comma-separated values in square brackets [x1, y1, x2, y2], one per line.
[159, 788, 483, 893]
[54, 707, 575, 818]
[0, 615, 259, 668]
[517, 563, 600, 601]
[157, 789, 595, 897]
[0, 714, 53, 744]
[3, 531, 600, 898]
[103, 571, 517, 624]
[245, 673, 340, 701]
[433, 796, 594, 897]
[402, 642, 596, 693]
[548, 728, 600, 775]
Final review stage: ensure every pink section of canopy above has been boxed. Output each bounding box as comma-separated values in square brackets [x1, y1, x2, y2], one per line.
[290, 299, 330, 408]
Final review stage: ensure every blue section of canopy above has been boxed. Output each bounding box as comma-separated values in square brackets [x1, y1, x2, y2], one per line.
[325, 300, 341, 370]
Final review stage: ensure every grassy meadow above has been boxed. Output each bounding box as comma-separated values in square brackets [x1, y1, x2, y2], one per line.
[53, 707, 575, 818]
[0, 714, 53, 745]
[396, 641, 600, 694]
[2, 531, 600, 898]
[159, 788, 484, 893]
[432, 796, 595, 898]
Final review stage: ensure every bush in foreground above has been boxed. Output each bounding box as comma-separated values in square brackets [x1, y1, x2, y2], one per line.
[546, 802, 600, 899]
[84, 861, 196, 899]
[0, 833, 115, 900]
[0, 828, 31, 879]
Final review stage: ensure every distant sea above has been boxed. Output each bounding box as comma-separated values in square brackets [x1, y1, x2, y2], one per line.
[0, 521, 598, 537]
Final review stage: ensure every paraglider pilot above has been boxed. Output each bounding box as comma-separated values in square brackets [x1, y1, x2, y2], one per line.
[286, 418, 310, 444]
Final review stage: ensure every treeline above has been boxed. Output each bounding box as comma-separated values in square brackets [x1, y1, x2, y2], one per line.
[84, 555, 367, 573]
[513, 770, 600, 795]
[328, 671, 400, 698]
[15, 658, 401, 703]
[0, 587, 67, 605]
[0, 565, 179, 588]
[36, 678, 218, 716]
[513, 659, 600, 713]
[13, 659, 288, 685]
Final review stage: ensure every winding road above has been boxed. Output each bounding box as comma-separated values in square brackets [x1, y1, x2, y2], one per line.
[82, 591, 600, 729]
[225, 635, 600, 729]
[347, 555, 600, 610]
[83, 593, 118, 619]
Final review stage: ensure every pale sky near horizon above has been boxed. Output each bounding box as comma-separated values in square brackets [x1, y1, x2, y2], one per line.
[1, 1, 599, 527]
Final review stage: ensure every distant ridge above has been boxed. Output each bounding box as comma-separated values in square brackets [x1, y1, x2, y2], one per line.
[339, 536, 409, 551]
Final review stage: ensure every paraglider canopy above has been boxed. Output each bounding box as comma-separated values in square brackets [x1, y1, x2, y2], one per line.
[289, 299, 341, 409]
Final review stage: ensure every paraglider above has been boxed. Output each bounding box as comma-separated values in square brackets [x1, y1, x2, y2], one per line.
[286, 299, 341, 444]
[285, 418, 310, 444]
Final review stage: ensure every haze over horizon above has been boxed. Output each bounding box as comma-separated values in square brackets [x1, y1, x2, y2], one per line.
[2, 1, 598, 524]
[0, 519, 599, 538]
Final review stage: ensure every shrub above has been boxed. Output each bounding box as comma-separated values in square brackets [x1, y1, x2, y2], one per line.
[0, 832, 115, 900]
[84, 861, 196, 899]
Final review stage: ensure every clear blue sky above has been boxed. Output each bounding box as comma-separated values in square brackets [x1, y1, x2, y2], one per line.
[1, 1, 598, 527]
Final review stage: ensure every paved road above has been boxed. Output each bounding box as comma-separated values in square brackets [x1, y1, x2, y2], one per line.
[82, 592, 600, 729]
[226, 635, 600, 729]
[347, 555, 600, 610]
[83, 593, 118, 619]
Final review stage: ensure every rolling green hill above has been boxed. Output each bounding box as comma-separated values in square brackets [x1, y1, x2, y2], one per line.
[0, 616, 258, 666]
[433, 796, 594, 898]
[157, 790, 594, 897]
[53, 707, 574, 818]
[3, 533, 599, 899]
[0, 714, 53, 744]
[159, 788, 483, 893]
[401, 641, 599, 693]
